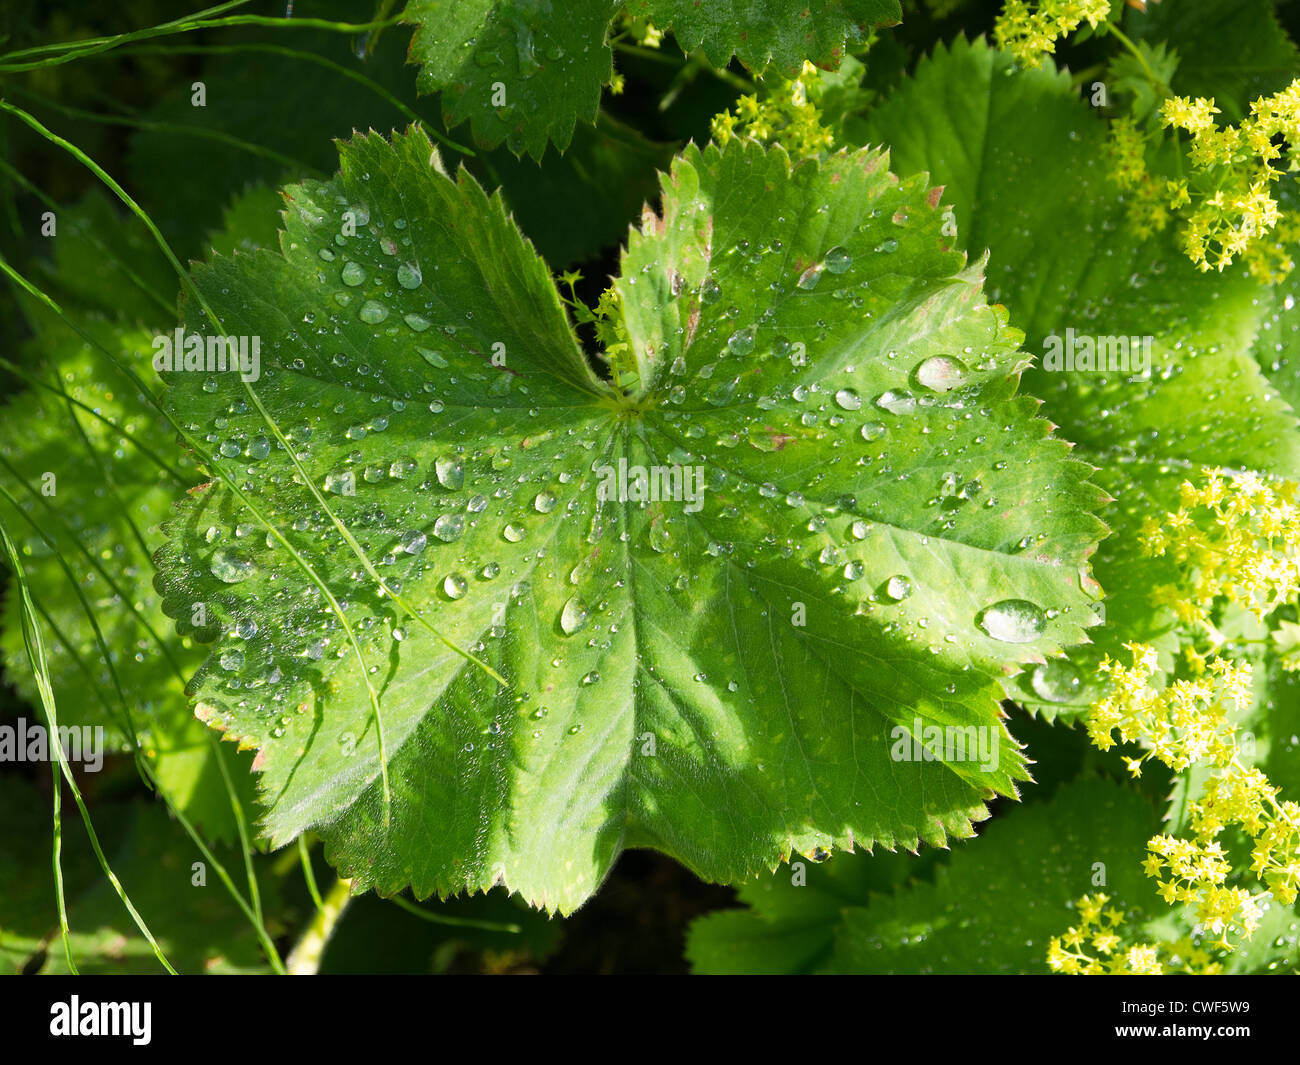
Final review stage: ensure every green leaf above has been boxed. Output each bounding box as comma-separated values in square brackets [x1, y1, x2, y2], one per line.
[862, 36, 1300, 718]
[1130, 0, 1299, 122]
[626, 0, 902, 72]
[686, 843, 936, 974]
[402, 0, 620, 159]
[0, 777, 272, 975]
[689, 778, 1164, 974]
[823, 778, 1164, 974]
[401, 0, 902, 157]
[154, 126, 1104, 912]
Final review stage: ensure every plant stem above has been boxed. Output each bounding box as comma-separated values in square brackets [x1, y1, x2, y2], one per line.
[286, 877, 354, 975]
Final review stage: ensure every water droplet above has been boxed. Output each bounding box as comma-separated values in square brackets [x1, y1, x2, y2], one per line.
[884, 575, 913, 601]
[503, 522, 526, 543]
[534, 491, 557, 513]
[560, 596, 589, 635]
[797, 263, 824, 290]
[443, 574, 468, 599]
[875, 389, 917, 415]
[399, 530, 427, 555]
[435, 456, 464, 490]
[433, 513, 465, 542]
[1031, 659, 1082, 702]
[726, 326, 756, 356]
[913, 355, 968, 393]
[396, 262, 423, 289]
[359, 299, 390, 324]
[210, 548, 254, 584]
[977, 599, 1047, 643]
[834, 388, 861, 411]
[341, 261, 366, 286]
[824, 246, 852, 274]
[860, 421, 886, 441]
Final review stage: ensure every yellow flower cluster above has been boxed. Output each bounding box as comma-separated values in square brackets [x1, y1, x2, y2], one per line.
[1140, 468, 1300, 630]
[1047, 894, 1219, 974]
[1088, 646, 1249, 774]
[1157, 84, 1300, 279]
[1107, 117, 1172, 240]
[994, 0, 1111, 68]
[711, 62, 836, 159]
[1051, 468, 1300, 972]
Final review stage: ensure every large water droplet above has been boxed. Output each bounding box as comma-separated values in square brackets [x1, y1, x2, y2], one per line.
[977, 599, 1047, 643]
[435, 456, 464, 490]
[433, 513, 465, 542]
[884, 575, 913, 601]
[341, 261, 366, 286]
[560, 596, 589, 635]
[913, 355, 968, 393]
[210, 548, 254, 584]
[399, 530, 427, 555]
[825, 246, 853, 274]
[726, 326, 756, 356]
[875, 389, 917, 415]
[443, 574, 468, 599]
[834, 388, 862, 411]
[397, 262, 423, 289]
[1031, 659, 1082, 702]
[359, 299, 390, 324]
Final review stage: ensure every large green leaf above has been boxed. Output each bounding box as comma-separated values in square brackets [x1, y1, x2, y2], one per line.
[153, 126, 1104, 912]
[862, 36, 1300, 718]
[402, 0, 902, 157]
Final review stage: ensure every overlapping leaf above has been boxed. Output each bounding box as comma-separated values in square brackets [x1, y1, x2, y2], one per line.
[402, 0, 902, 157]
[692, 778, 1166, 974]
[863, 36, 1300, 718]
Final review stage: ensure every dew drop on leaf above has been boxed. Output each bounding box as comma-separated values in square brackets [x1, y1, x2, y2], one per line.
[435, 456, 464, 490]
[875, 390, 917, 415]
[824, 246, 852, 274]
[359, 299, 390, 324]
[913, 355, 969, 393]
[433, 513, 465, 542]
[397, 262, 423, 289]
[1031, 659, 1082, 702]
[560, 596, 589, 635]
[210, 548, 254, 584]
[884, 575, 913, 601]
[977, 599, 1047, 643]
